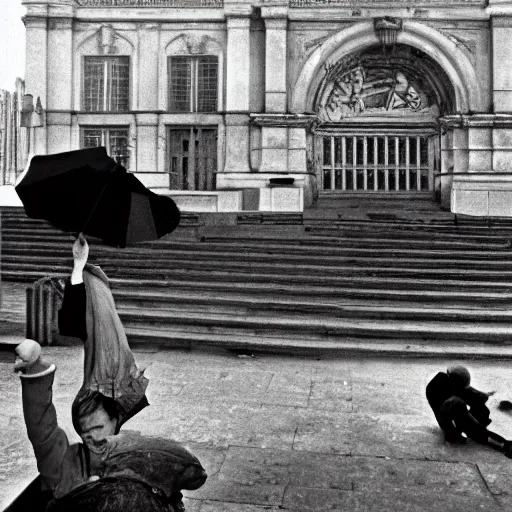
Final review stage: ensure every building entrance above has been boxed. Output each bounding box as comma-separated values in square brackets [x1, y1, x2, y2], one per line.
[319, 130, 439, 193]
[167, 126, 217, 191]
[312, 44, 453, 196]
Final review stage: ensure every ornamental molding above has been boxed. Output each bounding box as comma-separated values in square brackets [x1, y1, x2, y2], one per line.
[75, 0, 222, 7]
[440, 114, 512, 129]
[165, 33, 221, 54]
[250, 113, 318, 127]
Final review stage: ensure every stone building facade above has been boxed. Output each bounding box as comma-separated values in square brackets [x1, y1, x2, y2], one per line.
[19, 0, 512, 214]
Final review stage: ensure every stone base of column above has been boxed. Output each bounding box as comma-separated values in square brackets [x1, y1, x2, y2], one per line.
[440, 114, 512, 216]
[223, 114, 251, 173]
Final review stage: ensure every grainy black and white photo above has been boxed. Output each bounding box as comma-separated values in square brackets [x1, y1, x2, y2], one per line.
[1, 0, 512, 510]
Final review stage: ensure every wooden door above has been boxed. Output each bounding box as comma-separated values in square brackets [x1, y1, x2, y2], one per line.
[167, 127, 217, 191]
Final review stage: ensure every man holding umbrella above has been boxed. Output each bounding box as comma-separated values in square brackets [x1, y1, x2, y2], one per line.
[13, 148, 205, 510]
[14, 235, 207, 511]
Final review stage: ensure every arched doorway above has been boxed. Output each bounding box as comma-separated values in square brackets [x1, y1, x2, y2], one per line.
[312, 44, 456, 195]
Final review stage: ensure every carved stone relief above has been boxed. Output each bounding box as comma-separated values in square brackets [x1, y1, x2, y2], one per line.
[166, 33, 219, 55]
[98, 25, 118, 55]
[318, 51, 443, 122]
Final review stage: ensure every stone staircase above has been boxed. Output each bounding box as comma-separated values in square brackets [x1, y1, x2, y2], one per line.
[3, 196, 512, 357]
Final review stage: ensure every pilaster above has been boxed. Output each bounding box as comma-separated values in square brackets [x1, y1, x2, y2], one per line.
[137, 24, 160, 111]
[223, 8, 252, 173]
[261, 6, 288, 113]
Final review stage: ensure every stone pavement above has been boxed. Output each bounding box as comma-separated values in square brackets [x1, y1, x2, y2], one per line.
[1, 347, 512, 511]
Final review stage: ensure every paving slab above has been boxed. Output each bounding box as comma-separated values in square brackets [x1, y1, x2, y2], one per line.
[283, 487, 504, 512]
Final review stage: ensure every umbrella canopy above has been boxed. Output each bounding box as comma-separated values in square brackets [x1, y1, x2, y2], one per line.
[16, 147, 180, 247]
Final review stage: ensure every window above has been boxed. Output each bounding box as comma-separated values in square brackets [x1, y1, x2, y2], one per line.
[83, 57, 130, 112]
[82, 127, 130, 168]
[169, 56, 218, 112]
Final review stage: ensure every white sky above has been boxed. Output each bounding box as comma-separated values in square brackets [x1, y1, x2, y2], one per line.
[0, 1, 25, 90]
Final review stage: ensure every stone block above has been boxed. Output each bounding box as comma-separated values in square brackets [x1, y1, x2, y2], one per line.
[492, 127, 512, 149]
[468, 149, 493, 172]
[260, 149, 288, 173]
[452, 189, 488, 216]
[452, 128, 468, 150]
[259, 187, 303, 212]
[288, 128, 306, 149]
[47, 125, 71, 154]
[287, 148, 307, 173]
[493, 149, 512, 172]
[224, 125, 251, 173]
[265, 92, 287, 113]
[217, 190, 244, 212]
[468, 128, 492, 149]
[493, 91, 512, 112]
[493, 28, 512, 90]
[136, 125, 158, 172]
[452, 149, 469, 172]
[242, 188, 260, 210]
[261, 127, 288, 149]
[489, 191, 512, 216]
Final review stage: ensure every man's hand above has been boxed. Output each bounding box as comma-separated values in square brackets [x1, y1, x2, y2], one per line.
[71, 234, 89, 284]
[73, 233, 89, 267]
[14, 339, 41, 373]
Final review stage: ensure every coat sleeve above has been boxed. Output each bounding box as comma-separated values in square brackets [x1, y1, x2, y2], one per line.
[20, 368, 76, 493]
[58, 281, 87, 341]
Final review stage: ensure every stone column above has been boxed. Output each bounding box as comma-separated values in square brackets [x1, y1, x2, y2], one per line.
[223, 9, 252, 174]
[47, 15, 73, 154]
[23, 13, 48, 155]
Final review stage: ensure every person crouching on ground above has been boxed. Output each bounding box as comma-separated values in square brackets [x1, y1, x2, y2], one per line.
[426, 365, 512, 458]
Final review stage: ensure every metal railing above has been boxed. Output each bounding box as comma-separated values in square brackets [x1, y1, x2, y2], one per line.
[76, 0, 223, 6]
[321, 134, 434, 192]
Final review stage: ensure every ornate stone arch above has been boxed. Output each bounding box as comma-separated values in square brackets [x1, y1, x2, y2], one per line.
[291, 20, 482, 115]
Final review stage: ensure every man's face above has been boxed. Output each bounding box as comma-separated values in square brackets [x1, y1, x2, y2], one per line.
[79, 406, 117, 456]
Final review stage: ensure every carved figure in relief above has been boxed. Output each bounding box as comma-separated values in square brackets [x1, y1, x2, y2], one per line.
[321, 63, 426, 122]
[385, 71, 422, 111]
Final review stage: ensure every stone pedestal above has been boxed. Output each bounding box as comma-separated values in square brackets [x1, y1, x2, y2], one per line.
[442, 114, 512, 216]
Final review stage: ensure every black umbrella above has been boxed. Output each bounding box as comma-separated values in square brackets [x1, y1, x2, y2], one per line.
[15, 147, 180, 247]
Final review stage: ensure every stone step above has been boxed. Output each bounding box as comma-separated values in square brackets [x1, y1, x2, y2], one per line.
[122, 325, 512, 359]
[6, 261, 512, 289]
[4, 272, 512, 304]
[5, 224, 510, 245]
[118, 307, 512, 343]
[6, 250, 512, 271]
[112, 289, 512, 322]
[2, 240, 511, 262]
